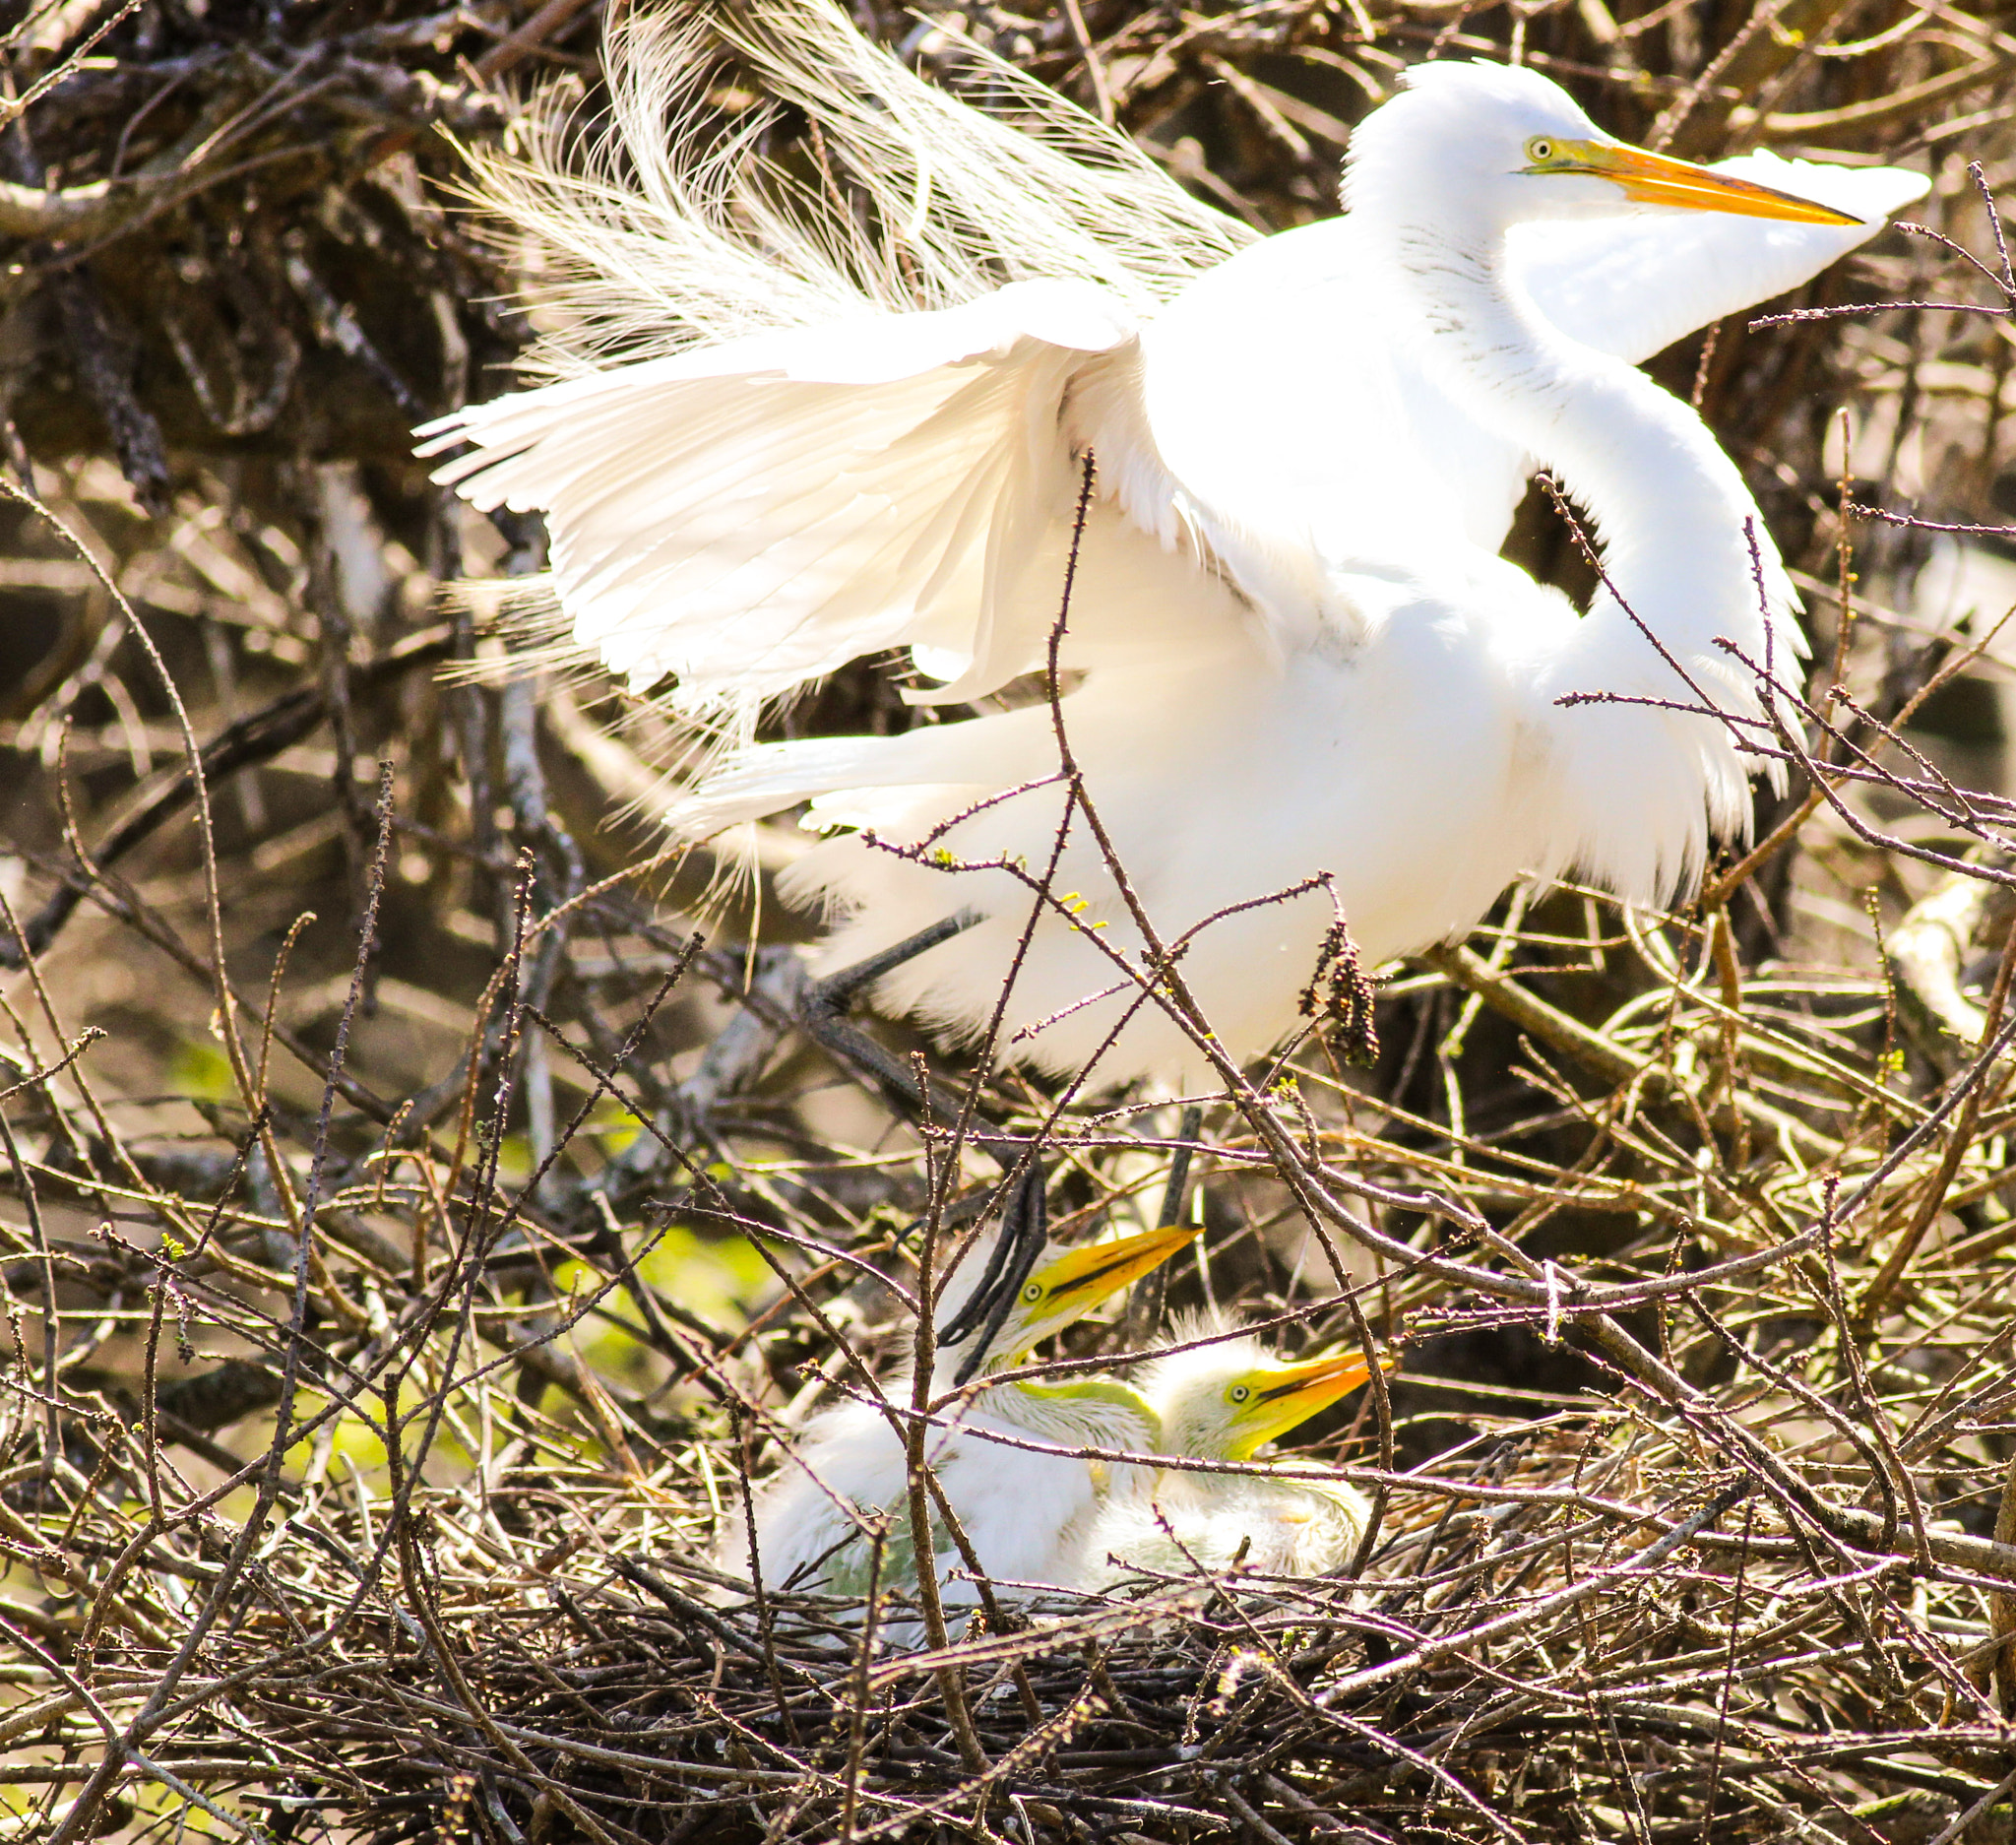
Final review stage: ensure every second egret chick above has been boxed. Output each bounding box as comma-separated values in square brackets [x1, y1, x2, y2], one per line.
[1072, 1324, 1379, 1587]
[725, 1219, 1188, 1637]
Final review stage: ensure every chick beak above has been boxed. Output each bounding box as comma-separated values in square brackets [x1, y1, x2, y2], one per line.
[1029, 1222, 1195, 1313]
[1575, 144, 1863, 226]
[1247, 1351, 1388, 1446]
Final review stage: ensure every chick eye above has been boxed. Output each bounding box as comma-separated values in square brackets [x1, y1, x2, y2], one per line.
[1021, 1281, 1043, 1303]
[1526, 136, 1555, 162]
[1228, 1383, 1251, 1403]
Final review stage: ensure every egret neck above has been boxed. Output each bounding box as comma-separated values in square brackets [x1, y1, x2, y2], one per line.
[1394, 212, 1787, 688]
[1345, 158, 1805, 904]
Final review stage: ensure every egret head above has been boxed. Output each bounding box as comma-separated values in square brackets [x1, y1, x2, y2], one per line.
[1345, 60, 1861, 241]
[946, 1222, 1193, 1368]
[1144, 1324, 1381, 1464]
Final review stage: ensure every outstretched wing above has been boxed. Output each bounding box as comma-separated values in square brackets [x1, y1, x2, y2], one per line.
[421, 280, 1144, 724]
[1511, 153, 1929, 364]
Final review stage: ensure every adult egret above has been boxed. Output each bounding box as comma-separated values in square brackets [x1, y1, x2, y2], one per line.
[1068, 1325, 1377, 1587]
[727, 1219, 1186, 1630]
[425, 1, 1926, 1087]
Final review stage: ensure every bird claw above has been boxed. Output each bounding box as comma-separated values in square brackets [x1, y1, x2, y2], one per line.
[796, 910, 984, 1116]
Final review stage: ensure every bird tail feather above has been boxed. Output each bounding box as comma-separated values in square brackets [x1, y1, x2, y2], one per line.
[462, 0, 1248, 383]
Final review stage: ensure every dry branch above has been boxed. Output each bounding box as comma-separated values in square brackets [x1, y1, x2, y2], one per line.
[3, 0, 2016, 1841]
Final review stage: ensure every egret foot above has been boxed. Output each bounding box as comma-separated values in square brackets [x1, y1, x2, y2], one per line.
[936, 1163, 1049, 1385]
[798, 910, 982, 1118]
[801, 911, 1053, 1379]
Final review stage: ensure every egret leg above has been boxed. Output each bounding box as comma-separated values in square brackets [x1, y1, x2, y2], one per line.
[930, 1176, 1030, 1353]
[937, 1164, 1047, 1385]
[802, 909, 1051, 1374]
[1133, 1104, 1204, 1337]
[1156, 1107, 1204, 1230]
[799, 910, 982, 1117]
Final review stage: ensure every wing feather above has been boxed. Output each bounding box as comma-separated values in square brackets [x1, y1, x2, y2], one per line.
[422, 283, 1145, 720]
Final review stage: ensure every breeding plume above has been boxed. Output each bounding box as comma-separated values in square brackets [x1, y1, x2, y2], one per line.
[1069, 1324, 1377, 1587]
[425, 0, 1926, 1088]
[727, 1223, 1185, 1628]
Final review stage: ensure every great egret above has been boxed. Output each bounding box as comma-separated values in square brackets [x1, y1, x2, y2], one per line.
[1067, 1324, 1377, 1587]
[727, 1220, 1186, 1628]
[425, 0, 1926, 1088]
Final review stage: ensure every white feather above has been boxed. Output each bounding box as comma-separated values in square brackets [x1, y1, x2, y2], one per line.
[427, 7, 1923, 1089]
[1065, 1316, 1372, 1586]
[1511, 152, 1929, 363]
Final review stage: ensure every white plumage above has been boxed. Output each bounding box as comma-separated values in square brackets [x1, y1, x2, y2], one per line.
[740, 1372, 1157, 1626]
[1067, 1323, 1376, 1588]
[423, 0, 1926, 1089]
[724, 1223, 1184, 1633]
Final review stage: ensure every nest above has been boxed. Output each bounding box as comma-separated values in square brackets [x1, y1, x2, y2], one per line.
[4, 0, 2016, 1839]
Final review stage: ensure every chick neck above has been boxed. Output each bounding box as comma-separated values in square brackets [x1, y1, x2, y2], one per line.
[983, 1370, 1159, 1446]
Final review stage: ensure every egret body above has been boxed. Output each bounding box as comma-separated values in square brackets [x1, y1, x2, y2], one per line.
[425, 1, 1927, 1088]
[1071, 1327, 1377, 1586]
[729, 1223, 1184, 1627]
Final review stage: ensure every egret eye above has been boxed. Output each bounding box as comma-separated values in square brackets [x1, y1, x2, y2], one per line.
[1526, 136, 1555, 163]
[1021, 1281, 1043, 1303]
[1228, 1383, 1251, 1403]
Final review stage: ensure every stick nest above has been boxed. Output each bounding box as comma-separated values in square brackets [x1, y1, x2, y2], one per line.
[5, 0, 2016, 1840]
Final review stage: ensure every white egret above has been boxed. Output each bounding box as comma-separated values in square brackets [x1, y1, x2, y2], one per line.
[1067, 1325, 1378, 1587]
[424, 0, 1927, 1089]
[727, 1219, 1187, 1631]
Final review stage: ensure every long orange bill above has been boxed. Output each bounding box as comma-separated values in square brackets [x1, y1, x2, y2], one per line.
[1567, 143, 1864, 225]
[1247, 1350, 1392, 1445]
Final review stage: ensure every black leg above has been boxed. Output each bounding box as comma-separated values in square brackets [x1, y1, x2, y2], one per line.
[798, 910, 982, 1117]
[1133, 1104, 1203, 1337]
[1156, 1106, 1204, 1230]
[798, 909, 1053, 1384]
[930, 1177, 1027, 1352]
[938, 1164, 1048, 1385]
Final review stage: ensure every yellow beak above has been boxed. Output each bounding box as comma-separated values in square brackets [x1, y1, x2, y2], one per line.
[1024, 1223, 1195, 1322]
[1233, 1349, 1390, 1456]
[1541, 141, 1863, 226]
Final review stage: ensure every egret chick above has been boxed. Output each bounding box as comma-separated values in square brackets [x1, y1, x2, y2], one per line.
[727, 1219, 1188, 1635]
[1072, 1326, 1378, 1587]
